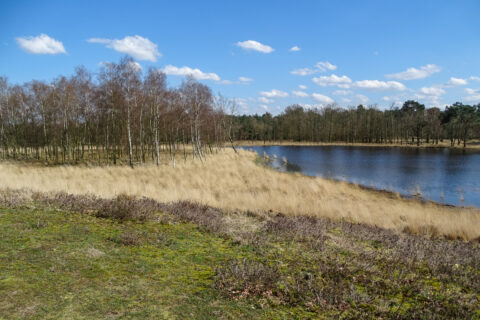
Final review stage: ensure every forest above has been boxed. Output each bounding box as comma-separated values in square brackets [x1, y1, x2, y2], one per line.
[233, 102, 480, 147]
[1, 57, 480, 166]
[0, 57, 236, 166]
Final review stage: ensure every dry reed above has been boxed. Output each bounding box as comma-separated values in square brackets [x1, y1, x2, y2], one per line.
[0, 149, 479, 240]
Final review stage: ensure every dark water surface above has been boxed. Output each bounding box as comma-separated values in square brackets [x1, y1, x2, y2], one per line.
[242, 145, 480, 208]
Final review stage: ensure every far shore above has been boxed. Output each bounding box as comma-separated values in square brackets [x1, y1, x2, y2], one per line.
[235, 139, 480, 150]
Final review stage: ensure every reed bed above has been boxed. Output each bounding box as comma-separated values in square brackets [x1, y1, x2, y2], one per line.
[0, 149, 479, 240]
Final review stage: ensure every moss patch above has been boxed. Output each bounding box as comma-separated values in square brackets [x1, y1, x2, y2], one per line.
[0, 208, 267, 319]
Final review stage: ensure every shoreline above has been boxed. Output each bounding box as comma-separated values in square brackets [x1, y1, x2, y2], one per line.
[254, 155, 470, 210]
[235, 140, 480, 150]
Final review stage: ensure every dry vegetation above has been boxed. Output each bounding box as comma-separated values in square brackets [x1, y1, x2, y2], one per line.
[0, 149, 479, 241]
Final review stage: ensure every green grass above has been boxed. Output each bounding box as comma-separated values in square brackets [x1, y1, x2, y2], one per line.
[0, 207, 274, 319]
[0, 192, 479, 319]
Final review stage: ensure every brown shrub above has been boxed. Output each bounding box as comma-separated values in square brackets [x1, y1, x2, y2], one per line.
[214, 260, 280, 299]
[108, 231, 143, 246]
[96, 194, 155, 222]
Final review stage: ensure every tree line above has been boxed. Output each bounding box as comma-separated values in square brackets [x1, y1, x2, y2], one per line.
[0, 57, 237, 167]
[233, 101, 480, 147]
[2, 57, 479, 168]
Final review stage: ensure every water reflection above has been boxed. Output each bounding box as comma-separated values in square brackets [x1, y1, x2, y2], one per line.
[243, 145, 480, 208]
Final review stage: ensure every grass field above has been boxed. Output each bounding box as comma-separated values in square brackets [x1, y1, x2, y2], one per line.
[0, 191, 479, 319]
[0, 149, 479, 241]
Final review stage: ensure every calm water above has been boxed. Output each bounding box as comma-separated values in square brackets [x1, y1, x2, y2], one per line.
[242, 145, 480, 208]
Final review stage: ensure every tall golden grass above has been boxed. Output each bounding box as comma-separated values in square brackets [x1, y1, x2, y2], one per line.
[1, 149, 479, 240]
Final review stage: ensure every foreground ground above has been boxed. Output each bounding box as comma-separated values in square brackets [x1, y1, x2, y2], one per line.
[0, 190, 479, 319]
[0, 149, 479, 240]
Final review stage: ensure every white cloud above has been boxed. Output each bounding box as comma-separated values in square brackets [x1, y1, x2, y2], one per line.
[88, 35, 160, 61]
[342, 98, 352, 104]
[312, 93, 334, 104]
[291, 68, 316, 76]
[312, 74, 352, 88]
[332, 90, 352, 96]
[235, 98, 248, 107]
[355, 94, 369, 104]
[258, 97, 274, 104]
[162, 65, 220, 81]
[16, 34, 66, 54]
[470, 76, 480, 81]
[238, 76, 253, 83]
[464, 87, 480, 103]
[386, 64, 441, 80]
[234, 98, 249, 112]
[354, 80, 406, 91]
[260, 105, 269, 111]
[128, 61, 142, 72]
[419, 86, 445, 96]
[315, 61, 337, 72]
[465, 88, 480, 95]
[464, 95, 480, 103]
[291, 61, 337, 76]
[259, 89, 289, 98]
[218, 77, 253, 85]
[292, 90, 309, 98]
[289, 45, 301, 52]
[236, 40, 274, 53]
[298, 85, 307, 90]
[445, 77, 467, 86]
[301, 104, 314, 110]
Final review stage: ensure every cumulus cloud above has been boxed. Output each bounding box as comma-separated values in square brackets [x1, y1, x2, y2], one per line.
[464, 95, 480, 103]
[16, 34, 66, 54]
[162, 65, 220, 81]
[289, 45, 301, 52]
[260, 105, 269, 111]
[445, 77, 467, 86]
[292, 90, 309, 98]
[298, 85, 307, 90]
[236, 40, 274, 53]
[464, 88, 480, 103]
[312, 93, 334, 104]
[354, 80, 406, 91]
[386, 64, 441, 80]
[128, 61, 142, 72]
[355, 94, 369, 104]
[470, 76, 480, 81]
[419, 86, 445, 96]
[315, 62, 337, 72]
[88, 35, 160, 61]
[259, 89, 289, 98]
[465, 88, 480, 95]
[332, 90, 352, 96]
[238, 76, 253, 83]
[291, 61, 337, 76]
[312, 74, 352, 88]
[258, 97, 274, 104]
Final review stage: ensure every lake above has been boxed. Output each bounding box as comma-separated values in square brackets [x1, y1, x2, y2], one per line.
[241, 145, 480, 208]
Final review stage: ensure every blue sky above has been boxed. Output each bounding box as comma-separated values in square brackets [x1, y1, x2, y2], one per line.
[1, 0, 479, 114]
